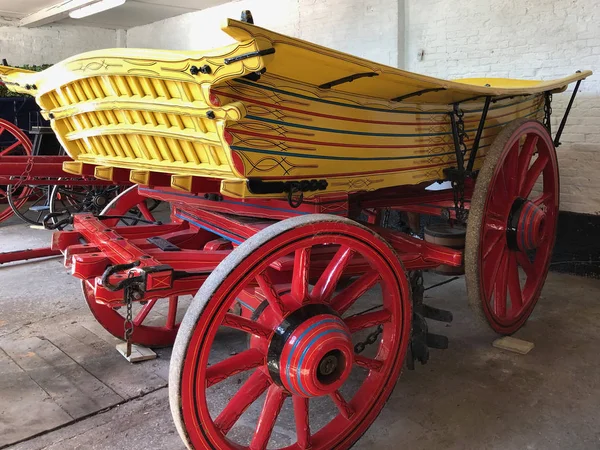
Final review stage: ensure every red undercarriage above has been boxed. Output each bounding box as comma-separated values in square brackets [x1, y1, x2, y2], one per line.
[49, 185, 469, 307]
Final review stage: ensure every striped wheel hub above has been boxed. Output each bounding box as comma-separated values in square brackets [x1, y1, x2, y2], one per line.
[268, 306, 353, 398]
[507, 198, 546, 252]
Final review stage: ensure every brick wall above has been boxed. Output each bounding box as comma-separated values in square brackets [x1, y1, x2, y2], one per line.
[126, 0, 400, 66]
[0, 18, 121, 66]
[406, 0, 600, 214]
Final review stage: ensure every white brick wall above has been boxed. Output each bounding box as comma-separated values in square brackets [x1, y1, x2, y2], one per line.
[126, 0, 400, 66]
[406, 0, 600, 214]
[0, 18, 121, 66]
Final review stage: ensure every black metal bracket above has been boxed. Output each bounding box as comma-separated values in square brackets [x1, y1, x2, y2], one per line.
[390, 87, 446, 102]
[318, 72, 378, 89]
[543, 91, 553, 135]
[247, 178, 328, 195]
[224, 47, 275, 65]
[466, 96, 491, 172]
[553, 79, 582, 148]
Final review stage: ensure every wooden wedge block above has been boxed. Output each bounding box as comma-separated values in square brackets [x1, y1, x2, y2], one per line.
[493, 336, 534, 355]
[116, 343, 157, 363]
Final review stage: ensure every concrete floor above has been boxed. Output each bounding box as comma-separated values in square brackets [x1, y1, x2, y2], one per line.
[1, 215, 600, 450]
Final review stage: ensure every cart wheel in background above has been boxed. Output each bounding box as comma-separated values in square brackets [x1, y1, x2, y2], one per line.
[170, 214, 411, 450]
[98, 184, 161, 227]
[78, 185, 174, 346]
[49, 183, 123, 219]
[81, 280, 185, 347]
[0, 118, 33, 224]
[465, 119, 559, 335]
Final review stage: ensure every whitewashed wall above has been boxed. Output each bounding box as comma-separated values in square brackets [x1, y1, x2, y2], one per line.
[0, 19, 121, 66]
[126, 0, 401, 67]
[406, 0, 600, 214]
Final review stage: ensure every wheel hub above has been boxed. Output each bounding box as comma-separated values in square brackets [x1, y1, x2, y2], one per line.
[507, 198, 547, 252]
[267, 305, 353, 398]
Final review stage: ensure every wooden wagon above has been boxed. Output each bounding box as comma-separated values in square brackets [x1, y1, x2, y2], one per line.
[0, 13, 591, 450]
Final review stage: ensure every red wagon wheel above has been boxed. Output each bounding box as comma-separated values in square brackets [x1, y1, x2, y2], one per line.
[80, 185, 179, 347]
[170, 215, 411, 450]
[465, 119, 559, 335]
[0, 118, 33, 223]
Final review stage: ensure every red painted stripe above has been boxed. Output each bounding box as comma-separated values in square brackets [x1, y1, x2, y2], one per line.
[213, 89, 539, 126]
[226, 128, 498, 150]
[227, 128, 456, 149]
[213, 89, 448, 126]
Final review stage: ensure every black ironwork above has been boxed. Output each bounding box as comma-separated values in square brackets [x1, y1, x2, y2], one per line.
[406, 271, 452, 370]
[543, 92, 553, 135]
[390, 87, 446, 102]
[466, 96, 491, 172]
[223, 47, 275, 65]
[318, 72, 378, 89]
[553, 79, 582, 147]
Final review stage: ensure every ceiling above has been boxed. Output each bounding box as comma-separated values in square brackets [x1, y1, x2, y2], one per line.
[0, 0, 228, 29]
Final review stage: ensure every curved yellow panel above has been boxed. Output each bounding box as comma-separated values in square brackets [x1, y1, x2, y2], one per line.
[0, 19, 591, 199]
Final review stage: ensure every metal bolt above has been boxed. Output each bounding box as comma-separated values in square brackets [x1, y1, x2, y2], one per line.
[319, 354, 338, 377]
[206, 110, 216, 119]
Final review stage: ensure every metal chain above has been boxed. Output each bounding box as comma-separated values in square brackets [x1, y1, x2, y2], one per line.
[354, 324, 383, 354]
[123, 272, 136, 357]
[10, 155, 35, 192]
[455, 108, 468, 159]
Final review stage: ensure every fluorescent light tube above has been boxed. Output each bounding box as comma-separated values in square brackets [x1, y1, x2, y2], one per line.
[69, 0, 126, 19]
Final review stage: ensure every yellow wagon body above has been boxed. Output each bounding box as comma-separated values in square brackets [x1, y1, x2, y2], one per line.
[0, 18, 590, 199]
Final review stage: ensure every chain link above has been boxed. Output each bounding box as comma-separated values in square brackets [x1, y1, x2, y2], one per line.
[354, 324, 383, 354]
[123, 271, 136, 357]
[455, 108, 468, 159]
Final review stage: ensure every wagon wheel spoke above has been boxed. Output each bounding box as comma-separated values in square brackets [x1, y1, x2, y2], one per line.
[354, 354, 384, 372]
[0, 141, 21, 157]
[214, 369, 271, 435]
[345, 309, 391, 333]
[250, 385, 287, 450]
[330, 270, 380, 314]
[205, 348, 265, 388]
[311, 245, 355, 303]
[136, 200, 156, 222]
[291, 247, 311, 303]
[532, 191, 553, 207]
[507, 252, 523, 312]
[517, 134, 539, 193]
[482, 239, 506, 299]
[492, 251, 510, 318]
[165, 295, 178, 330]
[516, 252, 537, 279]
[330, 390, 354, 420]
[520, 153, 549, 199]
[293, 396, 311, 449]
[133, 298, 159, 326]
[256, 269, 289, 319]
[222, 313, 273, 339]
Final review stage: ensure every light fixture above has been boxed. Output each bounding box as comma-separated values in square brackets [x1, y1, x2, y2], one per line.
[69, 0, 126, 19]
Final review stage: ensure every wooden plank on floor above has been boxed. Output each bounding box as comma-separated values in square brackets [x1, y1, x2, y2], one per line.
[2, 336, 124, 419]
[0, 347, 72, 447]
[41, 323, 168, 399]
